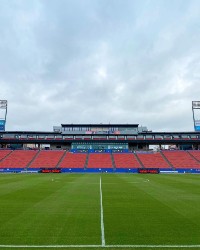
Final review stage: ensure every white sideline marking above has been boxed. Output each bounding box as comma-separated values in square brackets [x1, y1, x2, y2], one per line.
[0, 245, 101, 248]
[1, 245, 200, 248]
[107, 245, 200, 248]
[100, 176, 105, 247]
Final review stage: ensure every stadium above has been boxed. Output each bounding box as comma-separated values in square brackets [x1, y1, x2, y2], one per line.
[0, 100, 200, 250]
[1, 1, 200, 249]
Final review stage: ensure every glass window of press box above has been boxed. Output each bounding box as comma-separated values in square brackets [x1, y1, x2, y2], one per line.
[61, 126, 138, 134]
[72, 143, 128, 150]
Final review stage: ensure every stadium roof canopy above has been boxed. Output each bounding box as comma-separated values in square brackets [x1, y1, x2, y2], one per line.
[61, 124, 139, 128]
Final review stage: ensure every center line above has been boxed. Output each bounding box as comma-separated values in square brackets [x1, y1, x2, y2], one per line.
[100, 176, 105, 247]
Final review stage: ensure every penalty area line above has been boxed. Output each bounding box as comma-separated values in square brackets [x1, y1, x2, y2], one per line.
[1, 245, 200, 248]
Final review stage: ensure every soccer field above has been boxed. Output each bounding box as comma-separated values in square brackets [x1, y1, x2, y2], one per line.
[0, 174, 200, 250]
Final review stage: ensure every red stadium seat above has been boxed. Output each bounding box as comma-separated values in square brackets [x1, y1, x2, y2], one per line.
[59, 152, 87, 168]
[29, 150, 65, 168]
[0, 150, 12, 161]
[87, 153, 113, 168]
[136, 152, 170, 169]
[0, 150, 37, 168]
[162, 151, 200, 169]
[188, 151, 200, 162]
[113, 153, 141, 168]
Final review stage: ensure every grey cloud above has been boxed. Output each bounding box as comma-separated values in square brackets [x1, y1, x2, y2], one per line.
[0, 0, 200, 131]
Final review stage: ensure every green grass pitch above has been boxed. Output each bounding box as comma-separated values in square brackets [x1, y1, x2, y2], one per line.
[0, 173, 200, 250]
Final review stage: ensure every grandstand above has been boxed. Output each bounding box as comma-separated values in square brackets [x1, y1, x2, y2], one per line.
[0, 123, 200, 173]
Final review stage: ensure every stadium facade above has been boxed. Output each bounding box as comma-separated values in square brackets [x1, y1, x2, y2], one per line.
[1, 123, 200, 174]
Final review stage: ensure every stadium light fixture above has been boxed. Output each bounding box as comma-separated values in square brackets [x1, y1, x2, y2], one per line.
[192, 101, 200, 131]
[192, 101, 200, 109]
[0, 100, 8, 131]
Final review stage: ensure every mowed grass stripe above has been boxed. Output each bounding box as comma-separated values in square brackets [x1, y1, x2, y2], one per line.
[133, 175, 200, 227]
[0, 174, 101, 245]
[102, 174, 200, 245]
[0, 174, 200, 248]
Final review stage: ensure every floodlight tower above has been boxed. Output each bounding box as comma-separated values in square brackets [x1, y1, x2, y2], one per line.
[0, 100, 8, 131]
[192, 101, 200, 131]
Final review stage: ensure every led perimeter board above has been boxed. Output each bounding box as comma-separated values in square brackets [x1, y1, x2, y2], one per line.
[138, 168, 160, 174]
[39, 169, 62, 173]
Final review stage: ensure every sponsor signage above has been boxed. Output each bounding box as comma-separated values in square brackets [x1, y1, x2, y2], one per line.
[39, 168, 61, 173]
[138, 168, 160, 174]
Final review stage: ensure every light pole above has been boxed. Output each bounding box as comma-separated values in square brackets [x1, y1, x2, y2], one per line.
[0, 100, 8, 131]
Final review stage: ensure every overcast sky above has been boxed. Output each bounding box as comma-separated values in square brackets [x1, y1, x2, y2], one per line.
[0, 0, 200, 132]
